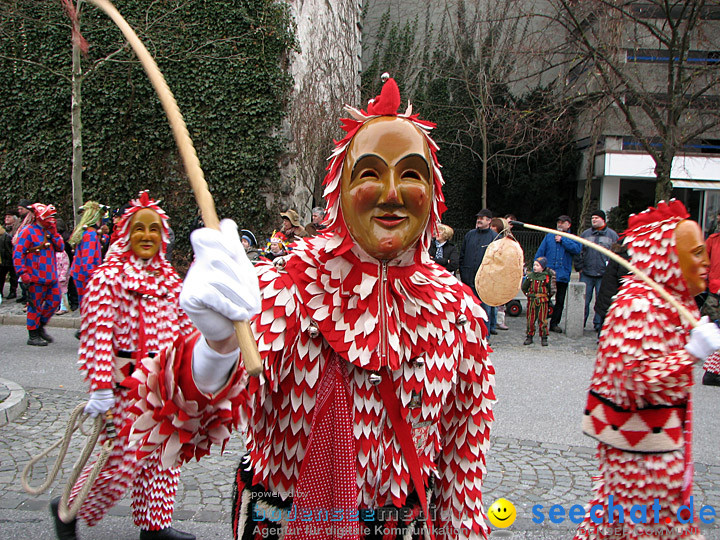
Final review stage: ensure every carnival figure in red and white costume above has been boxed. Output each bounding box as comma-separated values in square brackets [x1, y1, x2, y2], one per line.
[51, 192, 196, 540]
[576, 200, 720, 540]
[128, 78, 496, 540]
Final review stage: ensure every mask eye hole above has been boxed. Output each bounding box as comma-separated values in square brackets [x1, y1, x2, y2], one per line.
[359, 169, 379, 180]
[402, 170, 421, 181]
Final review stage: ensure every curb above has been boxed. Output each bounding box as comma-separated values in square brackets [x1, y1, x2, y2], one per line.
[0, 378, 28, 427]
[0, 313, 81, 328]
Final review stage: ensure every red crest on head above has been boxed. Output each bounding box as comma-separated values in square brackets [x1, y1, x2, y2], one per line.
[138, 190, 152, 207]
[626, 199, 689, 232]
[364, 77, 401, 116]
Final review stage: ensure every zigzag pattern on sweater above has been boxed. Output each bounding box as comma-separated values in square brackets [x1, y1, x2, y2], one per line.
[130, 234, 496, 539]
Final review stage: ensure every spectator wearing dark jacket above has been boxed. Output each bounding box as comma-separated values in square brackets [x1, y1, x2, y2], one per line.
[460, 209, 498, 333]
[1, 210, 20, 298]
[594, 242, 630, 337]
[575, 210, 619, 331]
[535, 215, 582, 333]
[429, 223, 459, 273]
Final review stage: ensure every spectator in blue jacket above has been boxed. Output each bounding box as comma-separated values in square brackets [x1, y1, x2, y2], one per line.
[535, 215, 582, 333]
[460, 208, 498, 334]
[575, 209, 619, 331]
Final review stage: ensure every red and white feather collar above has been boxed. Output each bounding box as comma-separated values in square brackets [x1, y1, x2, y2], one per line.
[258, 233, 486, 372]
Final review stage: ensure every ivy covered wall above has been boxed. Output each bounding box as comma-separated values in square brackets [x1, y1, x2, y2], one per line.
[0, 0, 295, 268]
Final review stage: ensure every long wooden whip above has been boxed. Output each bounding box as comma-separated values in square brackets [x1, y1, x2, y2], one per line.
[86, 0, 262, 375]
[510, 221, 699, 328]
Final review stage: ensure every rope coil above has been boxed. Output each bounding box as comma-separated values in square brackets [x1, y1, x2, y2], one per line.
[21, 404, 116, 522]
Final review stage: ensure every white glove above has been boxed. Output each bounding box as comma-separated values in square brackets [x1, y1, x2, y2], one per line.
[180, 219, 261, 341]
[84, 389, 115, 417]
[192, 337, 241, 394]
[685, 316, 720, 361]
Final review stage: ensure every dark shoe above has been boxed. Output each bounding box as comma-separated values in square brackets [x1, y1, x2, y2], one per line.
[16, 296, 27, 303]
[39, 325, 54, 343]
[27, 329, 48, 347]
[702, 371, 720, 387]
[74, 329, 81, 340]
[550, 325, 562, 334]
[50, 496, 78, 540]
[5, 291, 16, 299]
[489, 329, 498, 335]
[541, 336, 548, 347]
[140, 527, 196, 540]
[523, 335, 533, 345]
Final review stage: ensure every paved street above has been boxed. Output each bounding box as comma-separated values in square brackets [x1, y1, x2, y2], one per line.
[1, 299, 719, 539]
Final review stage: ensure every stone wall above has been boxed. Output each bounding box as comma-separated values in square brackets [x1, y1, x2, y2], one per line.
[275, 0, 363, 226]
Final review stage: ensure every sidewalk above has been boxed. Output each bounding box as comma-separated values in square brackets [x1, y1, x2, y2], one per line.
[0, 295, 81, 328]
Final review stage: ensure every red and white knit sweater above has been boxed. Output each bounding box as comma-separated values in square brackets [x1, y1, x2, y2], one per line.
[79, 250, 194, 390]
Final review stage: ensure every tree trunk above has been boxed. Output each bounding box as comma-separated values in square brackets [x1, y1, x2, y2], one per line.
[654, 156, 673, 203]
[481, 128, 488, 209]
[70, 0, 84, 228]
[579, 115, 603, 228]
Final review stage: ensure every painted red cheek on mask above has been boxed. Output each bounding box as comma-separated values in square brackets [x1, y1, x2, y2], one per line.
[348, 183, 383, 208]
[401, 184, 430, 208]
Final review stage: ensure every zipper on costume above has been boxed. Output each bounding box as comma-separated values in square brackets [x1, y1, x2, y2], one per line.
[379, 261, 389, 365]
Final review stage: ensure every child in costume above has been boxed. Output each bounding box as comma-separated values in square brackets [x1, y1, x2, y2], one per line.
[521, 256, 555, 346]
[12, 203, 64, 346]
[240, 229, 261, 264]
[128, 77, 496, 540]
[576, 200, 720, 540]
[55, 248, 70, 315]
[262, 230, 288, 261]
[51, 192, 196, 540]
[69, 201, 104, 306]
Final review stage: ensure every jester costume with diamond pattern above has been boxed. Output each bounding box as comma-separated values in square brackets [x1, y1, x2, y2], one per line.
[128, 80, 496, 540]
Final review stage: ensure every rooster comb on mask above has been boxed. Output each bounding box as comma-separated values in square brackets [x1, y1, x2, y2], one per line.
[321, 74, 446, 252]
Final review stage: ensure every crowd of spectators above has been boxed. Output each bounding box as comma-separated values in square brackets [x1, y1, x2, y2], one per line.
[3, 198, 640, 350]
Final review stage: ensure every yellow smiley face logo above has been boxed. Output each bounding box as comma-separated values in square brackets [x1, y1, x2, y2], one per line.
[487, 498, 516, 528]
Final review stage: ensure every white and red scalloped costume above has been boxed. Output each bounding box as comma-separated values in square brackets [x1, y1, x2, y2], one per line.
[575, 201, 703, 540]
[69, 192, 195, 531]
[128, 81, 496, 540]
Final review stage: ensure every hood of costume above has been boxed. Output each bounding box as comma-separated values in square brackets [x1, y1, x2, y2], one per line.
[70, 200, 105, 247]
[78, 191, 192, 391]
[322, 86, 446, 255]
[623, 200, 691, 298]
[590, 199, 699, 410]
